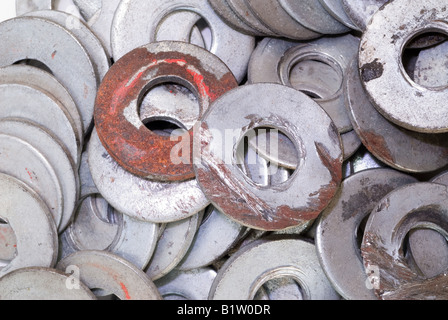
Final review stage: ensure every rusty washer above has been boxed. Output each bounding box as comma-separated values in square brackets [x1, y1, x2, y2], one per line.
[94, 41, 237, 182]
[194, 83, 343, 231]
[361, 182, 448, 300]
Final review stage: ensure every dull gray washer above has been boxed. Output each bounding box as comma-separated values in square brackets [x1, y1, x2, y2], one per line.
[315, 168, 418, 300]
[0, 173, 58, 277]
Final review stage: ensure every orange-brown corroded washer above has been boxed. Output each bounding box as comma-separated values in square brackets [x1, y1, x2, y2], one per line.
[94, 41, 238, 182]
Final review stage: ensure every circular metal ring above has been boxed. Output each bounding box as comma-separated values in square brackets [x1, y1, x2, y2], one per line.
[88, 129, 210, 223]
[94, 41, 237, 182]
[209, 236, 340, 300]
[315, 168, 418, 300]
[361, 182, 448, 300]
[359, 0, 448, 133]
[346, 58, 448, 173]
[194, 83, 343, 231]
[0, 173, 58, 277]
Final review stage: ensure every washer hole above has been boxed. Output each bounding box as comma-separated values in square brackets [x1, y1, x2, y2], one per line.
[142, 117, 187, 137]
[401, 30, 448, 89]
[355, 214, 371, 255]
[257, 276, 304, 300]
[404, 227, 448, 278]
[194, 17, 212, 51]
[69, 195, 121, 252]
[250, 267, 310, 300]
[162, 293, 190, 300]
[13, 59, 53, 75]
[90, 288, 120, 300]
[235, 127, 300, 187]
[139, 82, 200, 137]
[0, 220, 17, 267]
[289, 58, 342, 99]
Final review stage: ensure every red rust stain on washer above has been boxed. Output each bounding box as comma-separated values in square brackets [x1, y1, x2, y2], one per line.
[361, 130, 394, 164]
[94, 46, 237, 181]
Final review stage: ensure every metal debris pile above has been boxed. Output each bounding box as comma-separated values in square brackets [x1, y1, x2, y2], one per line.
[0, 0, 447, 300]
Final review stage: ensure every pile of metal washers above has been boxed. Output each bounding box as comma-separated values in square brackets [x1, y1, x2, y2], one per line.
[0, 0, 447, 300]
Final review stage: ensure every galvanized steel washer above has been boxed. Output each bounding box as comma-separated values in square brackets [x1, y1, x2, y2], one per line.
[88, 129, 210, 224]
[0, 16, 98, 133]
[359, 0, 448, 133]
[345, 58, 448, 173]
[209, 236, 340, 300]
[57, 250, 162, 300]
[0, 173, 58, 277]
[194, 83, 343, 231]
[361, 182, 448, 300]
[94, 41, 238, 182]
[111, 0, 255, 83]
[0, 267, 96, 300]
[315, 168, 418, 300]
[0, 118, 79, 233]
